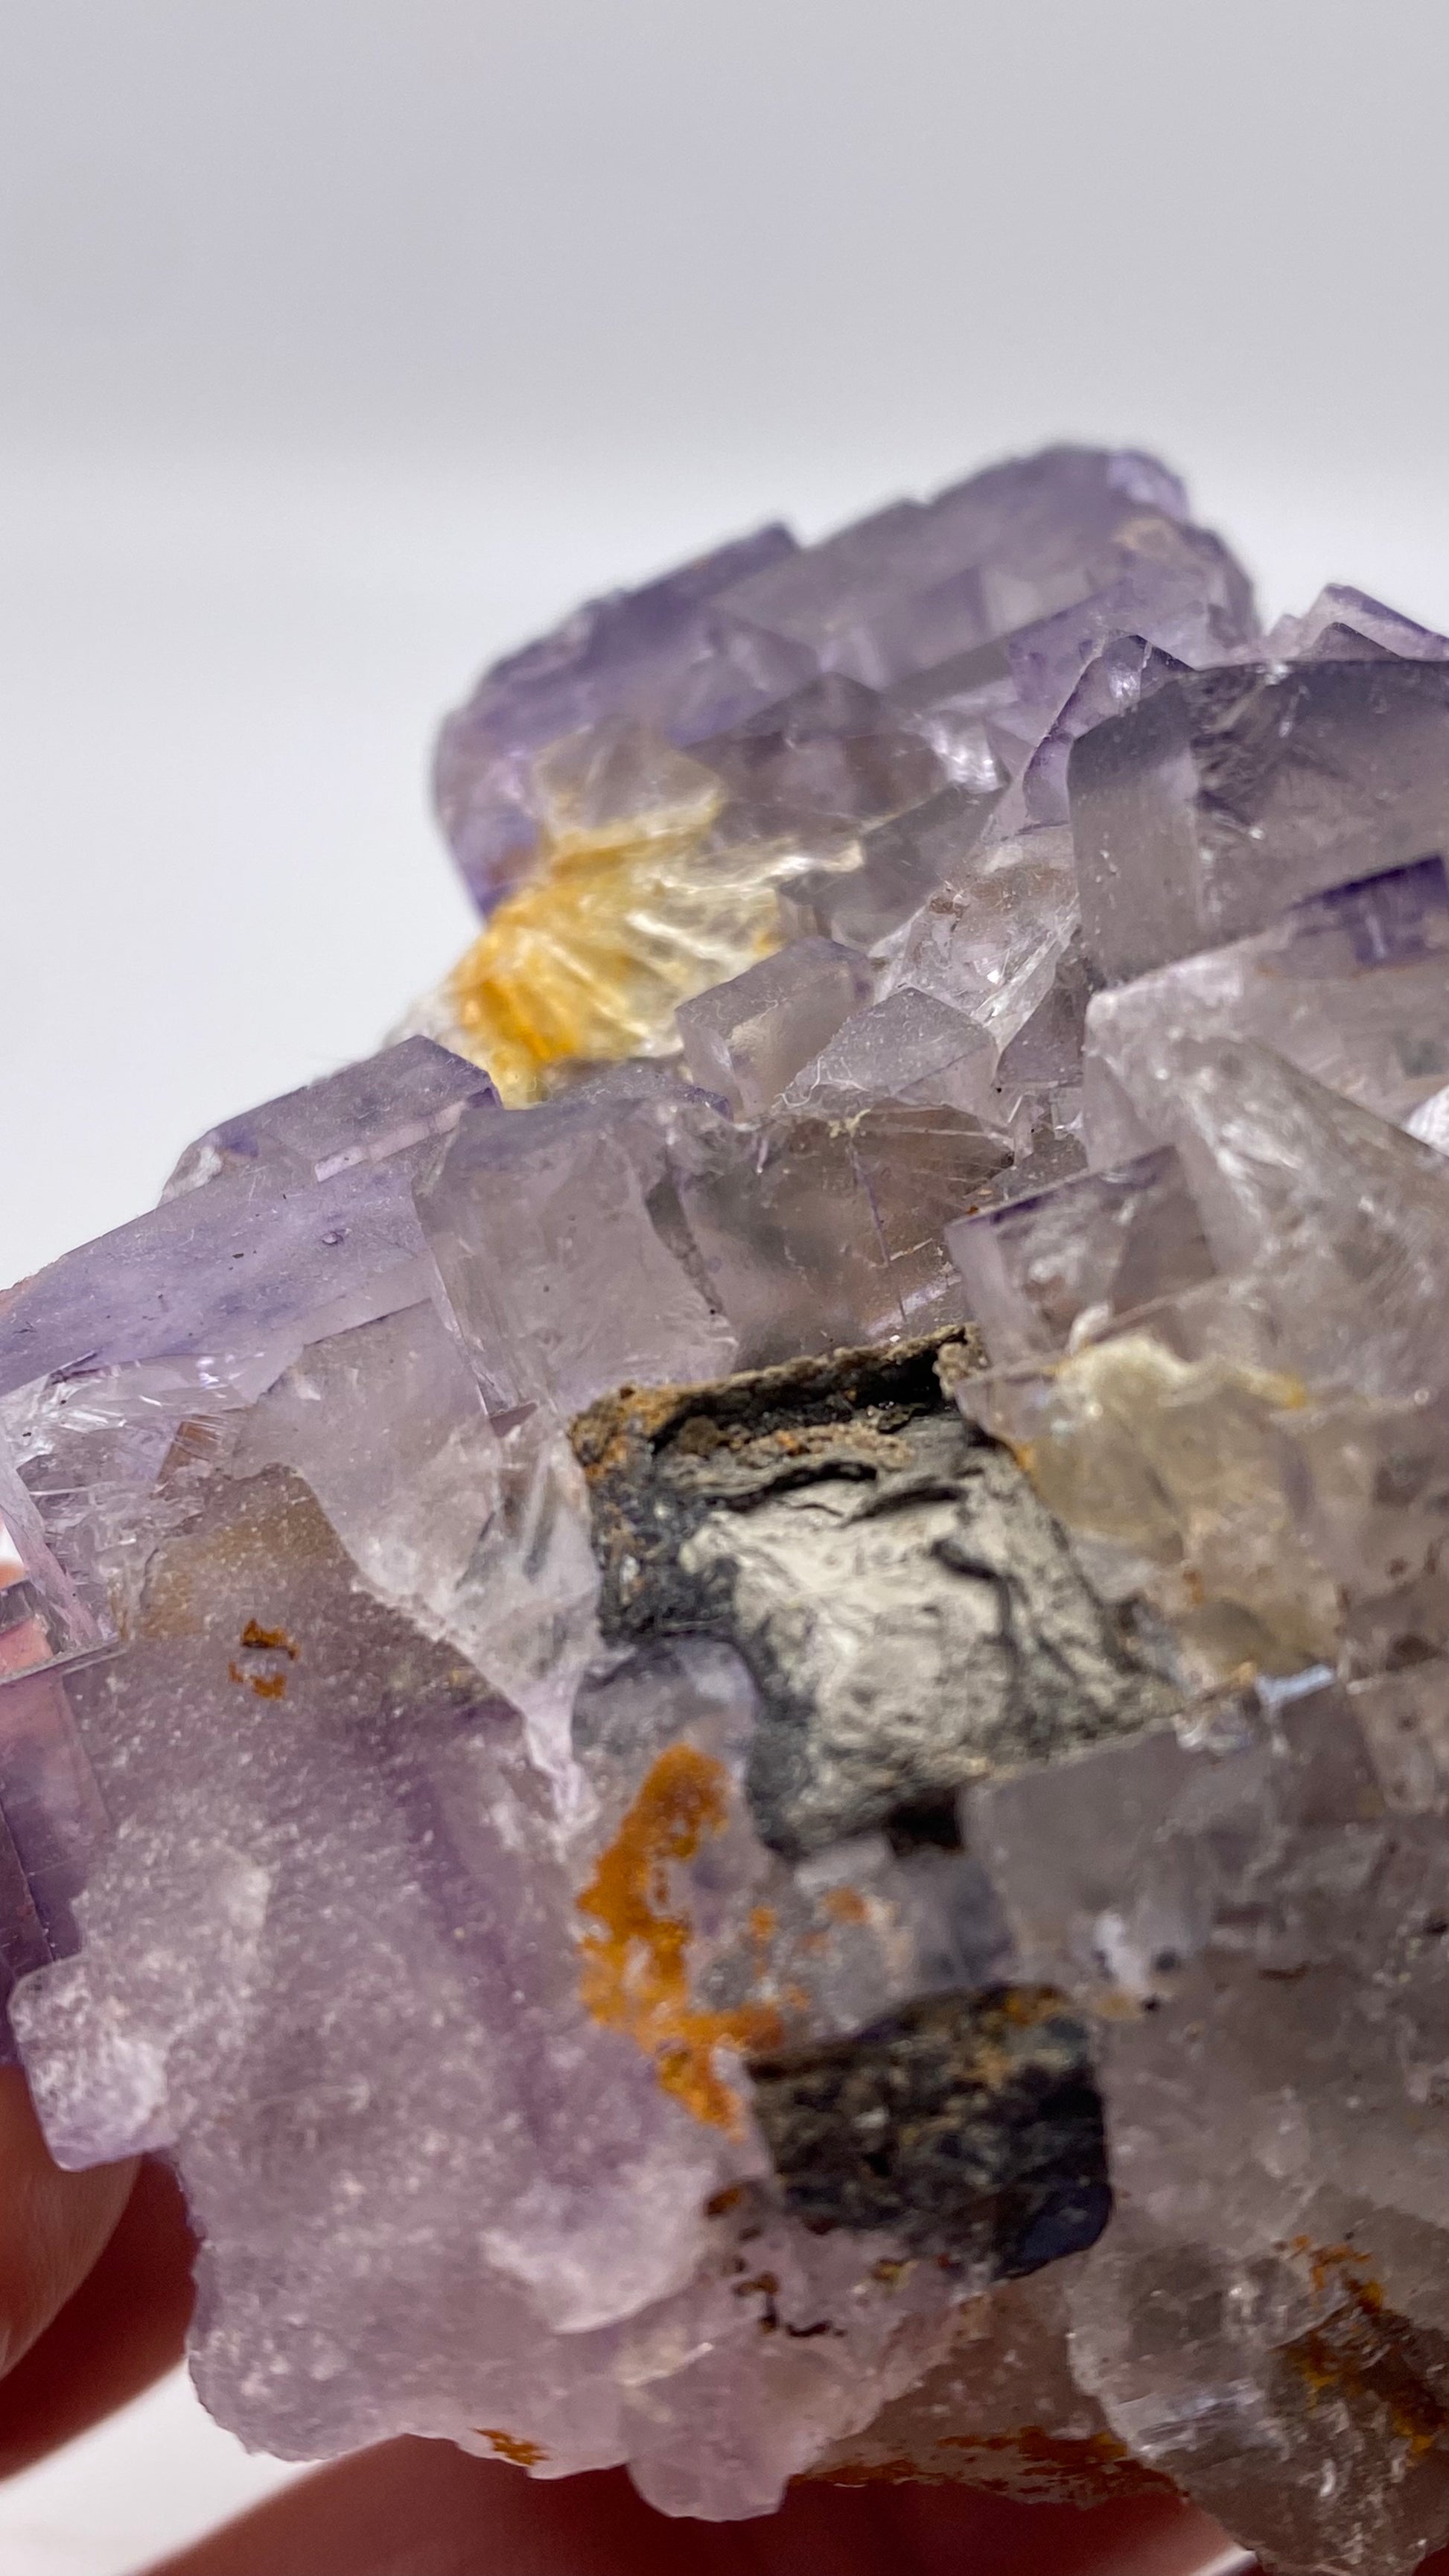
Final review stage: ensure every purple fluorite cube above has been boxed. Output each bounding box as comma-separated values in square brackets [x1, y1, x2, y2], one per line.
[435, 444, 1259, 916]
[1082, 856, 1449, 1164]
[162, 1036, 499, 1196]
[5, 443, 1449, 2569]
[675, 936, 875, 1117]
[1070, 660, 1449, 981]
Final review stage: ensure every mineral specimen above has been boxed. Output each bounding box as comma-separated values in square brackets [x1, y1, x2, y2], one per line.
[3, 444, 1448, 2572]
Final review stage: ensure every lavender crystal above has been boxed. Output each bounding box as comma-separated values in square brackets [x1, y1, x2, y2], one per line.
[1, 445, 1448, 2571]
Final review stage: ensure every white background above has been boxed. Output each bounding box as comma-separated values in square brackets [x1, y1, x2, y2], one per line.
[1, 3, 1447, 2566]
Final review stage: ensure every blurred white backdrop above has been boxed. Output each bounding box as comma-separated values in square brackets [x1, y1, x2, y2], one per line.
[0, 2, 1447, 2566]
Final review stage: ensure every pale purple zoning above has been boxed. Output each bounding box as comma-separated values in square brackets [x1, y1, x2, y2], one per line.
[436, 445, 1259, 914]
[1262, 581, 1449, 666]
[1082, 855, 1449, 1165]
[0, 1158, 430, 1397]
[2, 446, 1448, 2565]
[1071, 659, 1449, 981]
[162, 1036, 499, 1196]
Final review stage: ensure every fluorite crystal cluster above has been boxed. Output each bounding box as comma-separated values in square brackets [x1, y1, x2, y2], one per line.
[2, 446, 1448, 2573]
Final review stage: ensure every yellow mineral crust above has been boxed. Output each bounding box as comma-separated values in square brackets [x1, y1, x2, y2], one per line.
[576, 1741, 786, 2135]
[445, 721, 851, 1103]
[1019, 1331, 1342, 1678]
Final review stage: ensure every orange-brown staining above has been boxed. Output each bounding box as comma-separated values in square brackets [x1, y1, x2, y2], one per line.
[1280, 2242, 1449, 2461]
[734, 2271, 782, 2334]
[138, 1474, 337, 1647]
[804, 2426, 1170, 2503]
[996, 1986, 1065, 2030]
[228, 1661, 288, 1700]
[939, 2426, 1172, 2502]
[1286, 2235, 1362, 2296]
[475, 2428, 548, 2468]
[576, 1744, 785, 2133]
[228, 1618, 299, 1699]
[802, 2455, 932, 2487]
[821, 1885, 868, 1926]
[240, 1619, 299, 1659]
[158, 1417, 226, 1482]
[959, 2426, 1136, 2469]
[1284, 2305, 1447, 2461]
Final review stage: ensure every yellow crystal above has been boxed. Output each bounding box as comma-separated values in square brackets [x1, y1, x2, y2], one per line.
[445, 720, 853, 1106]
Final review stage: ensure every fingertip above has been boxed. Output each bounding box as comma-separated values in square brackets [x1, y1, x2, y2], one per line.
[0, 2152, 195, 2477]
[0, 2066, 137, 2381]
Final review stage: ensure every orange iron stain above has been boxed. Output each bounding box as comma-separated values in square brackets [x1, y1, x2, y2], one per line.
[576, 1743, 783, 2132]
[240, 1619, 299, 1658]
[226, 1660, 287, 1700]
[475, 2429, 548, 2468]
[1282, 2242, 1444, 2459]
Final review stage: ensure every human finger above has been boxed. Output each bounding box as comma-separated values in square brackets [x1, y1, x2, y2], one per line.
[140, 2436, 1254, 2576]
[0, 2150, 194, 2478]
[0, 2065, 136, 2382]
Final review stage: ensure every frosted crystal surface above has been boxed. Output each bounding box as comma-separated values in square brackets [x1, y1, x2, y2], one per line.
[4, 443, 1448, 2569]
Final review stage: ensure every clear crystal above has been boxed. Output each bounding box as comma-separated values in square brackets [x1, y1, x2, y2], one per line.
[946, 1146, 1215, 1365]
[780, 987, 999, 1118]
[675, 935, 875, 1116]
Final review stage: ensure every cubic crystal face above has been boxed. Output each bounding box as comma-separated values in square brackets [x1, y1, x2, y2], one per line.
[1080, 855, 1449, 1165]
[1071, 660, 1449, 981]
[675, 934, 875, 1115]
[3, 444, 1448, 2569]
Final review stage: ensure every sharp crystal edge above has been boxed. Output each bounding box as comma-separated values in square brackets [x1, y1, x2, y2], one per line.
[3, 446, 1449, 2568]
